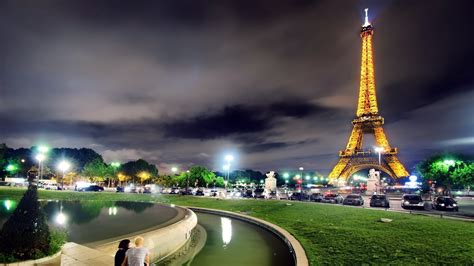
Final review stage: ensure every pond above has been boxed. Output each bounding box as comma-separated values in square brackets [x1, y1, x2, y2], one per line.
[0, 199, 179, 244]
[1, 199, 295, 265]
[179, 212, 295, 266]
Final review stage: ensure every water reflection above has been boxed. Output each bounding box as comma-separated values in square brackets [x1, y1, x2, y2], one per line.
[221, 217, 232, 247]
[0, 200, 178, 244]
[108, 206, 118, 216]
[115, 201, 154, 213]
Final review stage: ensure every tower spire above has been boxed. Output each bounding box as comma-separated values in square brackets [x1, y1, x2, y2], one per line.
[363, 8, 370, 27]
[357, 8, 377, 117]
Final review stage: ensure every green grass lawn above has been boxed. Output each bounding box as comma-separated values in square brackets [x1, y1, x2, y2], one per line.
[1, 188, 473, 265]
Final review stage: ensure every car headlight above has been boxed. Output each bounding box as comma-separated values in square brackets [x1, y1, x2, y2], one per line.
[403, 201, 409, 205]
[453, 204, 457, 207]
[440, 203, 445, 206]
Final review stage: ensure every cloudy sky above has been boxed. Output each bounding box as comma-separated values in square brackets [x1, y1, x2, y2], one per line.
[1, 0, 473, 174]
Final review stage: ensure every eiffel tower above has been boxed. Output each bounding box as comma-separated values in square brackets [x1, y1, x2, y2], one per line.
[328, 9, 409, 182]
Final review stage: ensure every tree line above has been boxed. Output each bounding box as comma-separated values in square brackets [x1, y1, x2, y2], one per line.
[0, 144, 266, 187]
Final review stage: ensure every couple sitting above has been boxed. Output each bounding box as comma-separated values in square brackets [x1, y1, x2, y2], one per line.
[115, 236, 150, 266]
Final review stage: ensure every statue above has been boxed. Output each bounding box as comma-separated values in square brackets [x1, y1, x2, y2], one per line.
[264, 171, 277, 193]
[366, 169, 381, 195]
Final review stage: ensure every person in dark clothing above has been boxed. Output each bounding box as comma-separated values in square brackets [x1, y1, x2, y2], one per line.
[115, 239, 131, 266]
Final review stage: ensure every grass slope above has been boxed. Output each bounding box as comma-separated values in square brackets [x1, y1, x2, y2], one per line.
[1, 188, 473, 265]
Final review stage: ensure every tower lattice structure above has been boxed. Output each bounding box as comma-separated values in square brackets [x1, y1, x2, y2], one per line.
[328, 9, 409, 182]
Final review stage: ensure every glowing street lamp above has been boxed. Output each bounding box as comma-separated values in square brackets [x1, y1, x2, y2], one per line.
[443, 160, 455, 167]
[374, 147, 383, 165]
[283, 173, 289, 179]
[111, 162, 121, 168]
[38, 146, 49, 154]
[224, 155, 234, 188]
[171, 167, 178, 174]
[58, 160, 71, 189]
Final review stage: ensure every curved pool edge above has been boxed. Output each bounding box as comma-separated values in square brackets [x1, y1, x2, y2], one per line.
[188, 207, 309, 266]
[92, 206, 197, 262]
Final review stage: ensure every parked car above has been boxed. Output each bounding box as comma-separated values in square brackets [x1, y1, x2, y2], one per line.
[401, 194, 424, 209]
[253, 188, 265, 199]
[44, 183, 60, 190]
[310, 193, 324, 202]
[80, 185, 104, 192]
[289, 192, 309, 201]
[432, 196, 459, 211]
[321, 194, 343, 204]
[370, 194, 390, 208]
[180, 188, 194, 195]
[343, 194, 364, 206]
[116, 186, 125, 192]
[243, 189, 254, 198]
[195, 188, 205, 196]
[169, 187, 180, 194]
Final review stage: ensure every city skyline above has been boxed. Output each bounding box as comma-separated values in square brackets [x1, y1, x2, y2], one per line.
[1, 1, 473, 174]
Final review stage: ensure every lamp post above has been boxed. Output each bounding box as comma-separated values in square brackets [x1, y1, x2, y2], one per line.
[35, 153, 46, 182]
[57, 160, 71, 189]
[374, 147, 383, 165]
[224, 155, 234, 186]
[298, 167, 304, 197]
[110, 162, 121, 187]
[223, 164, 230, 190]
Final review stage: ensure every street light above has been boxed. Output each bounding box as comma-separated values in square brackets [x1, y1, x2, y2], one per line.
[38, 146, 49, 154]
[374, 147, 383, 165]
[283, 173, 289, 179]
[35, 153, 46, 181]
[224, 155, 234, 187]
[298, 167, 304, 196]
[57, 160, 71, 189]
[171, 167, 178, 173]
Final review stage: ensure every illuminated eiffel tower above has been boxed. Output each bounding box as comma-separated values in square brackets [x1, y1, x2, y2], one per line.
[328, 9, 409, 182]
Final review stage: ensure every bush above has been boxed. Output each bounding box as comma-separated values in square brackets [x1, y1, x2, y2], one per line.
[0, 186, 57, 262]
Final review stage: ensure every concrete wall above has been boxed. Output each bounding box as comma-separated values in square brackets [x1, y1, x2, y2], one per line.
[93, 207, 197, 262]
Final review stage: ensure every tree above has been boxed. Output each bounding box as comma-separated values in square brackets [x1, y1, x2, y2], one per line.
[121, 159, 158, 184]
[188, 165, 216, 187]
[82, 158, 111, 183]
[417, 153, 474, 195]
[0, 186, 50, 260]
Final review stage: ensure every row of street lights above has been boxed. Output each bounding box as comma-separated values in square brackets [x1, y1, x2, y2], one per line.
[33, 145, 72, 187]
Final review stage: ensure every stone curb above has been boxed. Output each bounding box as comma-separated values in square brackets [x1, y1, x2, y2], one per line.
[188, 206, 309, 266]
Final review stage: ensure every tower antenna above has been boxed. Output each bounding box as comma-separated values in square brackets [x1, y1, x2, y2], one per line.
[363, 8, 370, 27]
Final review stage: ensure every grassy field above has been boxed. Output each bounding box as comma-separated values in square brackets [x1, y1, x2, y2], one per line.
[1, 188, 473, 265]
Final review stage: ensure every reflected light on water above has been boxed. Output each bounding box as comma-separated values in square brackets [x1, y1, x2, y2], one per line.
[4, 200, 13, 211]
[55, 212, 67, 225]
[221, 217, 232, 247]
[108, 207, 118, 216]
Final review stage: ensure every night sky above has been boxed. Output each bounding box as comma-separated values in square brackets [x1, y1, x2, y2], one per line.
[1, 0, 473, 174]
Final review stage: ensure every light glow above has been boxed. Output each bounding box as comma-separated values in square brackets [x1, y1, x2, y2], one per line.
[221, 217, 232, 246]
[58, 160, 71, 172]
[224, 155, 234, 162]
[35, 153, 46, 162]
[363, 8, 370, 27]
[55, 212, 67, 225]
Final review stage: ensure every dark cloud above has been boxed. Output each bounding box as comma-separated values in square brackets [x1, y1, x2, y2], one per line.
[1, 0, 473, 173]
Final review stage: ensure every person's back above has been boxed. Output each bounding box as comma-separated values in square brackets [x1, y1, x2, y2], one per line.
[125, 247, 148, 266]
[122, 236, 149, 266]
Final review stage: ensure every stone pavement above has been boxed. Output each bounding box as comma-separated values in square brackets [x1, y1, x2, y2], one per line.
[61, 243, 113, 266]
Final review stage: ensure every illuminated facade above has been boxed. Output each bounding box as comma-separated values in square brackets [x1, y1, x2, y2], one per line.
[328, 9, 409, 182]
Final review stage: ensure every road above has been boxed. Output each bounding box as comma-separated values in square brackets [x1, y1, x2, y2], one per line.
[352, 196, 474, 219]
